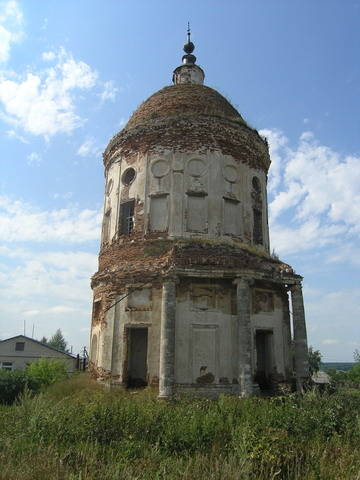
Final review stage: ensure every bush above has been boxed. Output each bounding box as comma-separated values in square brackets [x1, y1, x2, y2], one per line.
[0, 359, 69, 405]
[26, 358, 68, 388]
[0, 370, 28, 404]
[348, 363, 360, 385]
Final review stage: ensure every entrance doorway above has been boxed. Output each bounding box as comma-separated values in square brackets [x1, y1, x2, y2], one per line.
[127, 328, 148, 388]
[255, 330, 274, 390]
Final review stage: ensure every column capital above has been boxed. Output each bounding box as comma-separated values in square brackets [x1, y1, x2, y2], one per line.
[161, 274, 180, 285]
[233, 277, 254, 287]
[290, 281, 303, 293]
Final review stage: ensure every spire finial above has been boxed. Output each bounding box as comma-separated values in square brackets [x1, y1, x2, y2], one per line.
[172, 24, 205, 85]
[182, 22, 196, 63]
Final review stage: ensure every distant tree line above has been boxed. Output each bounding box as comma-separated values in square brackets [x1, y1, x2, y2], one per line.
[326, 349, 360, 386]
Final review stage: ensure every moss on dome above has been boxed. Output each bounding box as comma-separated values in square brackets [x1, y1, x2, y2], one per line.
[125, 84, 246, 129]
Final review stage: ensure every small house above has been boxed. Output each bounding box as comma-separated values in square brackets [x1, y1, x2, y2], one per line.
[0, 335, 78, 374]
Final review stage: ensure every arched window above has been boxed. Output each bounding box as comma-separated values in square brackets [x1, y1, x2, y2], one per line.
[253, 208, 263, 245]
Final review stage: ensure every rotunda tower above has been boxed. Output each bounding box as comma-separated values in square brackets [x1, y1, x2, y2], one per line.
[90, 31, 309, 396]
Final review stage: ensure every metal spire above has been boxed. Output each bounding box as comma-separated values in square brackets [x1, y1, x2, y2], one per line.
[182, 22, 196, 64]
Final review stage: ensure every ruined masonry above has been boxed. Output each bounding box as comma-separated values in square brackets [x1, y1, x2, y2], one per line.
[89, 31, 309, 397]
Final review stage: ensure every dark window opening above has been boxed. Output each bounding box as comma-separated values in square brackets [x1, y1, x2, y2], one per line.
[253, 208, 263, 245]
[252, 176, 261, 193]
[127, 328, 148, 388]
[15, 342, 25, 351]
[92, 299, 102, 322]
[122, 168, 136, 186]
[254, 330, 274, 391]
[119, 200, 135, 236]
[1, 362, 13, 371]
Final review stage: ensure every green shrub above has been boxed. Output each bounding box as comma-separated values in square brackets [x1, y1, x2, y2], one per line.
[348, 362, 360, 384]
[0, 370, 28, 404]
[26, 358, 69, 388]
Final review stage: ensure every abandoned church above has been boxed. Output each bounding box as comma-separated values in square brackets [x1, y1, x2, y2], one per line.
[89, 31, 309, 397]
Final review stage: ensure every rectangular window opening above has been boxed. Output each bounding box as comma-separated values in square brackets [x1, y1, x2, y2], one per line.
[119, 200, 135, 236]
[15, 342, 25, 351]
[1, 362, 13, 371]
[253, 208, 263, 245]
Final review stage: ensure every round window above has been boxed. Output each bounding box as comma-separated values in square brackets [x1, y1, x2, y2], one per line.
[122, 168, 136, 185]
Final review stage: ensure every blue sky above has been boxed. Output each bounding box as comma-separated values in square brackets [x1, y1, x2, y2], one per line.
[0, 0, 359, 361]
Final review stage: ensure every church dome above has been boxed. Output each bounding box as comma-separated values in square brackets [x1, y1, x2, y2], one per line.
[103, 27, 270, 171]
[104, 82, 269, 172]
[125, 83, 246, 129]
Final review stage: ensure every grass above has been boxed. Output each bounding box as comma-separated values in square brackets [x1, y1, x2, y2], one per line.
[0, 375, 359, 479]
[177, 237, 283, 263]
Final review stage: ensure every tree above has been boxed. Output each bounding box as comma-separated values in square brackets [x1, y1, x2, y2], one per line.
[348, 349, 360, 385]
[47, 329, 68, 352]
[354, 349, 360, 363]
[308, 346, 323, 376]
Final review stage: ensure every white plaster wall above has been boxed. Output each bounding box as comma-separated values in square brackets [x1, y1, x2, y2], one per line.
[97, 307, 115, 372]
[175, 282, 234, 384]
[104, 149, 270, 251]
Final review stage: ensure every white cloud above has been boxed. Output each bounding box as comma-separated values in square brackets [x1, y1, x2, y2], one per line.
[0, 0, 24, 63]
[77, 137, 100, 157]
[260, 128, 288, 194]
[98, 80, 118, 103]
[0, 195, 102, 243]
[50, 305, 76, 313]
[7, 128, 28, 143]
[52, 191, 73, 200]
[322, 339, 339, 345]
[27, 152, 41, 166]
[0, 48, 98, 138]
[326, 241, 360, 266]
[23, 309, 41, 318]
[0, 245, 96, 352]
[0, 246, 98, 303]
[42, 51, 56, 62]
[265, 129, 360, 257]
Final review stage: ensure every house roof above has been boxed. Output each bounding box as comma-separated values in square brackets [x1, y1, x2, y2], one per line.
[0, 335, 77, 358]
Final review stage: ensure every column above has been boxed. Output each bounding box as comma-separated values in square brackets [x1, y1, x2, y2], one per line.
[111, 296, 122, 385]
[158, 276, 178, 399]
[291, 283, 309, 392]
[234, 278, 253, 396]
[98, 294, 116, 375]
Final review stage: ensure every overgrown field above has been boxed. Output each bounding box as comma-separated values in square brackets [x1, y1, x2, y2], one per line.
[0, 375, 359, 480]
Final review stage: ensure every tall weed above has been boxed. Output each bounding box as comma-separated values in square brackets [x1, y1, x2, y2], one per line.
[0, 376, 359, 479]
